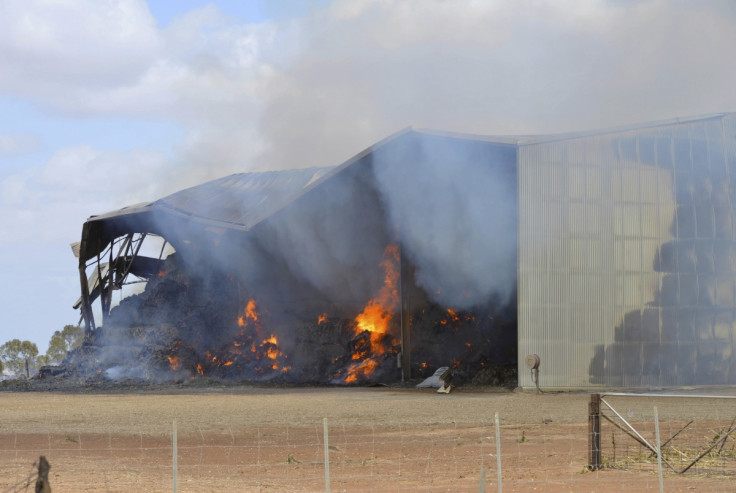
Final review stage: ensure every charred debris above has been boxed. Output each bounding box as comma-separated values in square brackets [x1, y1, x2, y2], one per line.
[40, 251, 517, 389]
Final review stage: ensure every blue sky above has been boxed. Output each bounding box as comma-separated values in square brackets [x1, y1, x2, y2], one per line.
[148, 1, 266, 25]
[1, 0, 735, 354]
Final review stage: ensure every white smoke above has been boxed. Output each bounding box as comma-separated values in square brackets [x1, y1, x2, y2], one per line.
[372, 135, 517, 308]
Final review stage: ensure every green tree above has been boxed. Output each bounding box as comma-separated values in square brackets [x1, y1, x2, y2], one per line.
[46, 333, 67, 363]
[0, 339, 39, 376]
[61, 324, 84, 350]
[45, 325, 84, 363]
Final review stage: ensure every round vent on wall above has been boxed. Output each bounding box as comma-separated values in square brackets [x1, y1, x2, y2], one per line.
[525, 354, 541, 370]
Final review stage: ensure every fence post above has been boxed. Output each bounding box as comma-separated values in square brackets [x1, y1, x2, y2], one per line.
[323, 417, 330, 493]
[654, 406, 664, 493]
[173, 419, 178, 493]
[478, 467, 486, 493]
[494, 412, 502, 493]
[35, 456, 51, 493]
[588, 393, 602, 470]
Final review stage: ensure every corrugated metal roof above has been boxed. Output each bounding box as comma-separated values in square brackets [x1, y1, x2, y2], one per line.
[513, 112, 734, 145]
[417, 113, 736, 146]
[77, 129, 421, 263]
[154, 166, 336, 231]
[81, 128, 418, 239]
[82, 168, 336, 234]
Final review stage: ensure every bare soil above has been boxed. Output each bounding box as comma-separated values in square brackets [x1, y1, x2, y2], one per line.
[1, 386, 732, 492]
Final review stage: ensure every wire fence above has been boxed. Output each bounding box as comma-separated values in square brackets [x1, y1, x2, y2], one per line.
[3, 393, 736, 492]
[595, 393, 736, 478]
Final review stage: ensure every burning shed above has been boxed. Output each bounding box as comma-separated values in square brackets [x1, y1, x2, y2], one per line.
[70, 128, 519, 385]
[72, 113, 736, 390]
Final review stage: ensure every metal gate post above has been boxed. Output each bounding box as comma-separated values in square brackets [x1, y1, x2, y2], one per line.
[589, 393, 602, 470]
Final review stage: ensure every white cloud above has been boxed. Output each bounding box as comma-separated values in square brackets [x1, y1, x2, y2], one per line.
[0, 0, 161, 96]
[0, 0, 277, 132]
[39, 145, 172, 203]
[0, 144, 173, 245]
[0, 132, 39, 157]
[1, 173, 36, 207]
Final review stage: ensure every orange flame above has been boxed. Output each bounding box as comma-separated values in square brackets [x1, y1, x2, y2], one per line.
[255, 334, 288, 372]
[238, 298, 259, 327]
[245, 299, 258, 321]
[167, 355, 180, 371]
[262, 335, 281, 361]
[341, 244, 400, 383]
[440, 308, 475, 333]
[318, 313, 327, 324]
[344, 359, 380, 384]
[356, 303, 393, 345]
[200, 298, 292, 377]
[354, 244, 399, 347]
[196, 364, 203, 375]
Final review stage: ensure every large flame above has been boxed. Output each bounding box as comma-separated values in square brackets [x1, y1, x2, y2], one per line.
[354, 244, 399, 345]
[341, 244, 400, 383]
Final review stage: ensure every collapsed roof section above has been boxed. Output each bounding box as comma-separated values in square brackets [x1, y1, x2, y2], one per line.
[73, 166, 338, 329]
[76, 166, 337, 263]
[72, 128, 403, 331]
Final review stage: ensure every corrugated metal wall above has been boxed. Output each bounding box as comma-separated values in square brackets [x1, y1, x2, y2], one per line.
[518, 114, 736, 388]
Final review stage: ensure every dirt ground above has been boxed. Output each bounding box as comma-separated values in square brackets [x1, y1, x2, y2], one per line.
[1, 386, 733, 492]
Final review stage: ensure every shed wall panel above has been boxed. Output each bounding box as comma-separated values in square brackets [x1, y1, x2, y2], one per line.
[518, 114, 736, 388]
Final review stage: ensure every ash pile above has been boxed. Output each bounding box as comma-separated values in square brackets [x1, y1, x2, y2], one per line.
[40, 252, 517, 388]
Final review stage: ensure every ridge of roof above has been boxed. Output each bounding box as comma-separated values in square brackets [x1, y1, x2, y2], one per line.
[516, 112, 736, 145]
[413, 112, 736, 146]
